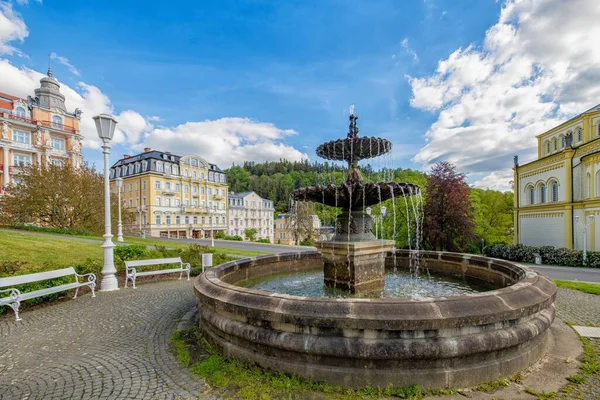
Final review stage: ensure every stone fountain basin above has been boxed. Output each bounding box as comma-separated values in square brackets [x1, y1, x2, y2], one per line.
[194, 250, 556, 389]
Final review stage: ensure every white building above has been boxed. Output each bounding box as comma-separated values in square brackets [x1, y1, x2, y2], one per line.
[514, 104, 600, 250]
[228, 191, 274, 242]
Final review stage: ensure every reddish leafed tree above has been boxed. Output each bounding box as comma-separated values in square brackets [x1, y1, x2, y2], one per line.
[423, 161, 474, 252]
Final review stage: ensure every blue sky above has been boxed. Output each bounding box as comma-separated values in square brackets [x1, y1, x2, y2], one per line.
[2, 0, 600, 189]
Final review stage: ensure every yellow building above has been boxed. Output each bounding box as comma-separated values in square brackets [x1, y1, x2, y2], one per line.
[110, 148, 228, 239]
[0, 68, 83, 194]
[514, 104, 600, 250]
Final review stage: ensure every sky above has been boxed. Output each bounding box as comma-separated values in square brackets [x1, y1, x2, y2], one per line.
[1, 0, 600, 191]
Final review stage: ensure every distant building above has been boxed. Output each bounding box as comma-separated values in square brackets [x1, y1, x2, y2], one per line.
[275, 213, 321, 245]
[0, 68, 83, 194]
[110, 148, 228, 239]
[514, 104, 600, 250]
[228, 191, 274, 242]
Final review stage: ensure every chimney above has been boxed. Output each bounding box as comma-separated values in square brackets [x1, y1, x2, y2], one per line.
[144, 147, 151, 152]
[123, 155, 130, 159]
[165, 151, 171, 155]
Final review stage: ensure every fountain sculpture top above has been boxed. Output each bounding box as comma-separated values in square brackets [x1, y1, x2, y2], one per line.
[293, 106, 420, 210]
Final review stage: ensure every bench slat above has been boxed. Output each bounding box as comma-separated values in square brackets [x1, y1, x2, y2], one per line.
[0, 282, 90, 304]
[0, 267, 76, 288]
[125, 258, 182, 267]
[135, 269, 184, 277]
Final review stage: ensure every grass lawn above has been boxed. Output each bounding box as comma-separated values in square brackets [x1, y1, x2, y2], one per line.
[0, 231, 103, 273]
[554, 279, 600, 296]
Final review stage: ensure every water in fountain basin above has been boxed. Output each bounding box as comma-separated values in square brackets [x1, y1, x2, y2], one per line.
[240, 269, 494, 299]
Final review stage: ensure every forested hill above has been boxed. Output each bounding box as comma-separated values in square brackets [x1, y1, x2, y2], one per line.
[224, 160, 428, 213]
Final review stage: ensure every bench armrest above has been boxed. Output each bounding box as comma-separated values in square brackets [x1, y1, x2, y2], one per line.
[75, 272, 97, 284]
[0, 287, 21, 301]
[183, 262, 191, 270]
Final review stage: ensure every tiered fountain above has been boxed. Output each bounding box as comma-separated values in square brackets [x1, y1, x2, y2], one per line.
[194, 108, 556, 389]
[293, 106, 419, 293]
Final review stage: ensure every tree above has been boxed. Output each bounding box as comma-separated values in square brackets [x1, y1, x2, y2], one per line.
[0, 163, 131, 235]
[290, 201, 316, 245]
[423, 162, 474, 252]
[470, 188, 514, 249]
[244, 228, 257, 241]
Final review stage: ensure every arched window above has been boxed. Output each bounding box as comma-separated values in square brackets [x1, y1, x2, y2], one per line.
[577, 128, 582, 142]
[546, 141, 550, 154]
[551, 181, 559, 202]
[528, 186, 535, 205]
[586, 172, 592, 199]
[539, 184, 546, 203]
[553, 138, 558, 151]
[560, 136, 566, 148]
[15, 107, 26, 118]
[52, 115, 63, 129]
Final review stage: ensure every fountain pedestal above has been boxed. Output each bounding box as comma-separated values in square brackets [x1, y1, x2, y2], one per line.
[319, 240, 395, 294]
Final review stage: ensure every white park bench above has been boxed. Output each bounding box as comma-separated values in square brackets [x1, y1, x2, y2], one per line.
[0, 267, 96, 321]
[124, 257, 191, 288]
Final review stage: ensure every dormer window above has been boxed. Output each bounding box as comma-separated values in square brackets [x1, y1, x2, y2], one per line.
[15, 107, 26, 118]
[156, 163, 164, 173]
[561, 136, 566, 148]
[546, 142, 550, 154]
[553, 138, 557, 151]
[577, 128, 582, 142]
[52, 115, 63, 129]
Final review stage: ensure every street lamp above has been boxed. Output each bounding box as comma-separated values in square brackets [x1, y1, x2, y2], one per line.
[575, 215, 595, 265]
[116, 177, 124, 242]
[208, 208, 215, 247]
[93, 113, 119, 291]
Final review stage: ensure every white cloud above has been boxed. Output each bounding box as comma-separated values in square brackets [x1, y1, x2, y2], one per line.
[50, 52, 80, 76]
[15, 0, 42, 5]
[137, 118, 308, 167]
[408, 0, 600, 190]
[0, 2, 28, 56]
[401, 38, 419, 62]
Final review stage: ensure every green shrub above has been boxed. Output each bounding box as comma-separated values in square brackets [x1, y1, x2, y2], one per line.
[74, 257, 104, 276]
[300, 238, 314, 246]
[214, 231, 226, 239]
[223, 235, 243, 241]
[256, 238, 270, 243]
[9, 224, 94, 236]
[484, 244, 595, 268]
[114, 244, 147, 261]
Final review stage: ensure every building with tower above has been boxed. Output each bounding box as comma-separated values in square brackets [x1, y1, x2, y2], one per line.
[228, 191, 274, 242]
[0, 68, 83, 194]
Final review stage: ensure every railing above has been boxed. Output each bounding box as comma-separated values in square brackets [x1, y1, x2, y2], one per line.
[49, 149, 68, 157]
[5, 114, 36, 125]
[39, 120, 77, 134]
[11, 142, 34, 151]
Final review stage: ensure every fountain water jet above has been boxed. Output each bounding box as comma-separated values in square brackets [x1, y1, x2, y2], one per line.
[293, 107, 420, 293]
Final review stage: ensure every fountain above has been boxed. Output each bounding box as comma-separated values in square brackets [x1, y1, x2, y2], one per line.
[194, 108, 556, 389]
[292, 106, 419, 293]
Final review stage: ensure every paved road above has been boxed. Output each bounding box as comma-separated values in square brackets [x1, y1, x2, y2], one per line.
[0, 280, 211, 400]
[526, 264, 600, 283]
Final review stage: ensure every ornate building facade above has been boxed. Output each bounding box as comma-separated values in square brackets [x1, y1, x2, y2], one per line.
[228, 191, 274, 242]
[0, 69, 83, 194]
[514, 104, 600, 250]
[110, 148, 228, 239]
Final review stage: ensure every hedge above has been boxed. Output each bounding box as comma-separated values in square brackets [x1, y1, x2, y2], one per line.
[484, 243, 600, 268]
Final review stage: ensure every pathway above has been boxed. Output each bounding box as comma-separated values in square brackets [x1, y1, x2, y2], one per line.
[0, 280, 211, 400]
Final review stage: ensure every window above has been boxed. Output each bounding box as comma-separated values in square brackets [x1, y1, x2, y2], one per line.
[192, 185, 197, 193]
[51, 115, 63, 128]
[539, 184, 546, 203]
[193, 200, 197, 207]
[202, 216, 205, 224]
[155, 215, 161, 225]
[155, 197, 160, 206]
[577, 128, 582, 142]
[157, 163, 164, 173]
[129, 183, 133, 192]
[553, 138, 557, 151]
[15, 107, 26, 118]
[528, 186, 535, 205]
[142, 181, 146, 190]
[129, 199, 133, 208]
[165, 198, 171, 207]
[173, 166, 179, 175]
[155, 181, 161, 189]
[596, 172, 600, 197]
[13, 153, 31, 166]
[222, 216, 226, 224]
[175, 183, 180, 192]
[176, 215, 181, 225]
[165, 165, 171, 175]
[560, 136, 565, 148]
[166, 215, 171, 225]
[208, 188, 212, 195]
[52, 160, 63, 166]
[193, 216, 198, 224]
[192, 159, 198, 167]
[143, 197, 146, 206]
[184, 169, 188, 177]
[165, 182, 171, 190]
[184, 200, 189, 206]
[597, 124, 600, 137]
[185, 216, 189, 224]
[184, 185, 189, 193]
[209, 216, 212, 224]
[192, 171, 197, 179]
[175, 199, 180, 206]
[587, 172, 592, 199]
[12, 130, 30, 144]
[200, 187, 204, 195]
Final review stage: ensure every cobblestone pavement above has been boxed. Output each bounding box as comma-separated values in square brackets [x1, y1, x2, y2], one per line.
[0, 280, 211, 400]
[554, 288, 600, 400]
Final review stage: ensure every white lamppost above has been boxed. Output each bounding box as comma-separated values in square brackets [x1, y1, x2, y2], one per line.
[93, 113, 119, 291]
[116, 177, 124, 242]
[575, 215, 594, 265]
[208, 208, 215, 247]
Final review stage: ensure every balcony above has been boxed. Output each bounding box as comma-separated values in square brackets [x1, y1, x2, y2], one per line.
[39, 120, 77, 134]
[49, 148, 68, 157]
[181, 207, 202, 214]
[213, 194, 224, 200]
[161, 189, 176, 196]
[5, 113, 36, 125]
[11, 141, 34, 151]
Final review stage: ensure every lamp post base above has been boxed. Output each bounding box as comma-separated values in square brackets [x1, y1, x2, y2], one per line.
[100, 235, 119, 291]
